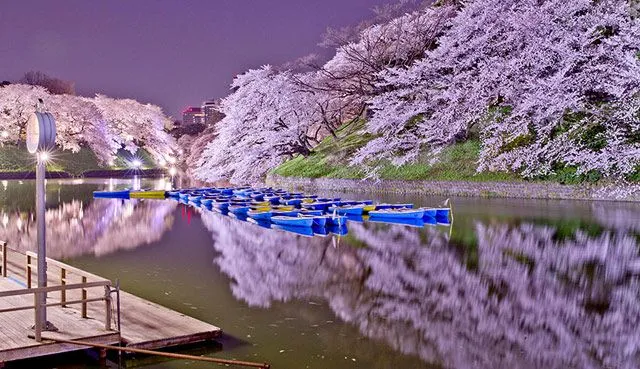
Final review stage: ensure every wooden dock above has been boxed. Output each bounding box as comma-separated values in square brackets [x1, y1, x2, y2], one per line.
[0, 242, 221, 363]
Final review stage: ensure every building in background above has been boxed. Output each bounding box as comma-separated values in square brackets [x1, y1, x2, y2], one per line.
[202, 100, 224, 126]
[182, 107, 204, 126]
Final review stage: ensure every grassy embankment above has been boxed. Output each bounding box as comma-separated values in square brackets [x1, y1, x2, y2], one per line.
[0, 145, 159, 176]
[273, 120, 639, 184]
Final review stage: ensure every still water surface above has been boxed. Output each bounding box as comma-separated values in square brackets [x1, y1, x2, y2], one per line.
[1, 178, 639, 369]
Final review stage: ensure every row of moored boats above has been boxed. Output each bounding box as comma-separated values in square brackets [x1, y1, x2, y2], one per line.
[93, 186, 451, 231]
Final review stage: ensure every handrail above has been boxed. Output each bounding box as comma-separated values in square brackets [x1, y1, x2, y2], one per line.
[0, 281, 110, 298]
[0, 244, 114, 342]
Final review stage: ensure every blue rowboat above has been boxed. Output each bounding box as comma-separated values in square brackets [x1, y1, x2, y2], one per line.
[368, 217, 425, 228]
[271, 216, 314, 227]
[368, 208, 425, 219]
[167, 190, 181, 197]
[435, 214, 451, 225]
[283, 198, 303, 206]
[390, 203, 414, 209]
[93, 190, 129, 199]
[301, 202, 333, 211]
[272, 210, 301, 217]
[200, 198, 214, 206]
[317, 197, 341, 202]
[435, 208, 450, 217]
[300, 210, 323, 216]
[299, 215, 327, 227]
[248, 210, 272, 220]
[272, 224, 314, 237]
[421, 208, 437, 217]
[265, 195, 280, 204]
[327, 205, 365, 216]
[326, 215, 347, 227]
[229, 213, 248, 221]
[229, 206, 250, 216]
[213, 201, 230, 210]
[188, 195, 202, 203]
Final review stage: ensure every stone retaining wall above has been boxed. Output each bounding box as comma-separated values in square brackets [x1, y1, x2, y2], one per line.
[266, 174, 640, 202]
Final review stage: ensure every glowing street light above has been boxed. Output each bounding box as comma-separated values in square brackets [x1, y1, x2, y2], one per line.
[131, 159, 142, 169]
[169, 167, 177, 176]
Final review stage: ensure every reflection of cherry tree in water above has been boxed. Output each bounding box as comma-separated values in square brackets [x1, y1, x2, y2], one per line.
[591, 202, 640, 234]
[201, 211, 640, 369]
[0, 199, 176, 258]
[200, 212, 365, 308]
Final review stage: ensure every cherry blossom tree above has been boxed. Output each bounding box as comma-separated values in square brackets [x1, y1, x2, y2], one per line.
[355, 0, 640, 179]
[92, 94, 176, 161]
[47, 94, 120, 163]
[0, 84, 176, 164]
[0, 84, 48, 144]
[195, 66, 324, 183]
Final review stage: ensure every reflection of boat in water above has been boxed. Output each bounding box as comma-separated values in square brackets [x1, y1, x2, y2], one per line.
[368, 217, 426, 228]
[328, 225, 348, 235]
[272, 224, 315, 237]
[93, 190, 130, 199]
[312, 225, 329, 236]
[247, 218, 271, 229]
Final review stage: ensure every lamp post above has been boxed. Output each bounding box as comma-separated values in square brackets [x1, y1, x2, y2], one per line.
[26, 99, 57, 333]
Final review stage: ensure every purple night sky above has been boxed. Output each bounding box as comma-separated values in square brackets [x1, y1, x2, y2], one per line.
[0, 0, 391, 119]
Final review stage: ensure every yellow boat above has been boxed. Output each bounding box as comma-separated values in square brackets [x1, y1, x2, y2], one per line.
[129, 190, 166, 199]
[272, 205, 295, 211]
[302, 198, 315, 203]
[250, 205, 272, 212]
[251, 201, 271, 207]
[363, 204, 377, 212]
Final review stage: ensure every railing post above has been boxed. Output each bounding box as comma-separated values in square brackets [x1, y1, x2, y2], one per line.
[33, 291, 41, 342]
[1, 241, 6, 277]
[104, 285, 112, 331]
[81, 276, 87, 318]
[60, 268, 66, 307]
[26, 254, 32, 288]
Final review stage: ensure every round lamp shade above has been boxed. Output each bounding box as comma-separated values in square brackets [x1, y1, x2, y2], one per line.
[26, 112, 56, 154]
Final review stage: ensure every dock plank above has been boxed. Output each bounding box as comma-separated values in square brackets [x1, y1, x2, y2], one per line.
[0, 248, 221, 362]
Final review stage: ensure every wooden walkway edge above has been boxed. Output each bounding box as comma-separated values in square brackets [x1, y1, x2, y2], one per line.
[0, 244, 221, 362]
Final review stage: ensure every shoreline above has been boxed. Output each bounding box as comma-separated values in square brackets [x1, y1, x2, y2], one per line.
[266, 174, 640, 203]
[0, 168, 167, 180]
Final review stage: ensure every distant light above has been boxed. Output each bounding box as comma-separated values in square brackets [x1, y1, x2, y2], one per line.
[131, 159, 142, 168]
[169, 167, 177, 176]
[39, 152, 50, 162]
[0, 131, 8, 138]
